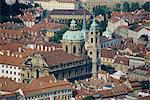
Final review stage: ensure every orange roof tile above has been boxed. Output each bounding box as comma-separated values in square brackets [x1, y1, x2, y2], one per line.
[0, 55, 25, 67]
[0, 77, 25, 92]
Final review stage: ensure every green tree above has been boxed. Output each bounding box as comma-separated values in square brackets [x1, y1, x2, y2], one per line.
[130, 3, 140, 11]
[123, 2, 130, 12]
[34, 3, 41, 8]
[51, 27, 68, 43]
[113, 4, 121, 12]
[93, 5, 110, 16]
[142, 2, 150, 11]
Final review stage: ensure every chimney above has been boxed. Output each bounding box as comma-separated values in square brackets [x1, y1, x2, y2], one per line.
[16, 54, 18, 57]
[49, 80, 52, 83]
[64, 78, 67, 82]
[54, 79, 57, 83]
[11, 53, 14, 57]
[51, 46, 55, 51]
[0, 51, 4, 55]
[19, 55, 22, 58]
[48, 47, 51, 51]
[37, 45, 40, 50]
[18, 47, 22, 53]
[45, 46, 47, 51]
[6, 50, 10, 56]
[41, 45, 43, 51]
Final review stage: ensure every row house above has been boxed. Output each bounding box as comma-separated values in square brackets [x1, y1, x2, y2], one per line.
[101, 48, 117, 66]
[100, 35, 122, 48]
[0, 55, 24, 83]
[128, 66, 150, 81]
[49, 9, 92, 24]
[34, 0, 80, 10]
[111, 11, 150, 24]
[0, 76, 74, 100]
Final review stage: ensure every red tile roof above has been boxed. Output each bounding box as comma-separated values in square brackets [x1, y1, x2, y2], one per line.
[0, 55, 25, 67]
[22, 78, 73, 96]
[101, 48, 117, 59]
[114, 56, 129, 66]
[40, 50, 89, 66]
[0, 77, 25, 92]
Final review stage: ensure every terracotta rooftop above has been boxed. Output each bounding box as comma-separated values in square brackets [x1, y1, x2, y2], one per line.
[0, 42, 24, 52]
[114, 56, 129, 66]
[18, 12, 35, 21]
[0, 55, 25, 67]
[40, 50, 89, 66]
[37, 75, 56, 83]
[22, 78, 73, 96]
[101, 48, 117, 59]
[0, 77, 25, 92]
[0, 29, 26, 36]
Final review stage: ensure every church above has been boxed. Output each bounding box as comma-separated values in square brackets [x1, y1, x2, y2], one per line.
[21, 16, 101, 83]
[61, 16, 101, 78]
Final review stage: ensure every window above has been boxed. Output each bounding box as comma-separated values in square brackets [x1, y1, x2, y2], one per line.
[90, 51, 92, 55]
[14, 78, 16, 81]
[65, 46, 68, 52]
[27, 72, 30, 78]
[2, 70, 4, 73]
[14, 72, 16, 75]
[2, 65, 4, 67]
[10, 71, 12, 74]
[73, 46, 76, 53]
[80, 45, 83, 53]
[6, 71, 8, 73]
[96, 38, 97, 43]
[91, 38, 93, 43]
[18, 78, 20, 81]
[10, 66, 12, 69]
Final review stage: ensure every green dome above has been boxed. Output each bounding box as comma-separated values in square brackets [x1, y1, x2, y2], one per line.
[62, 19, 84, 41]
[62, 30, 84, 41]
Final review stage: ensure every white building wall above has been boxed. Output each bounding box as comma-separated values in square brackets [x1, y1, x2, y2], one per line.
[35, 0, 77, 10]
[0, 64, 22, 83]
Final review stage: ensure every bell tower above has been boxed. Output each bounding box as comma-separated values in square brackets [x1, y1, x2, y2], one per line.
[87, 18, 101, 77]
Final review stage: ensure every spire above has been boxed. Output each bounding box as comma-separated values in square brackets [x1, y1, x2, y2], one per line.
[82, 11, 87, 41]
[90, 17, 98, 32]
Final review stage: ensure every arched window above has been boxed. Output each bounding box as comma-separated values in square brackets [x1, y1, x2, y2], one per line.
[73, 46, 76, 53]
[65, 46, 68, 52]
[27, 72, 30, 78]
[36, 69, 39, 79]
[80, 45, 83, 53]
[91, 38, 93, 43]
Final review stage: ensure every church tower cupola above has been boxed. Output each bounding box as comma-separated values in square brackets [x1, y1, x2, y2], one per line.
[87, 17, 101, 77]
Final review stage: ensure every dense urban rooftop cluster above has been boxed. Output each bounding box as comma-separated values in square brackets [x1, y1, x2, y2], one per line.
[0, 0, 150, 100]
